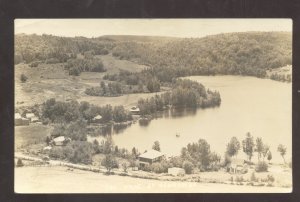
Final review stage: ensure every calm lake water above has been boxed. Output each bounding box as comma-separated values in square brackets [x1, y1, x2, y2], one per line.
[90, 76, 292, 163]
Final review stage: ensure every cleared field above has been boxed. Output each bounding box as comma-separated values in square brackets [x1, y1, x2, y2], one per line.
[15, 55, 149, 107]
[79, 91, 165, 109]
[15, 166, 292, 193]
[15, 124, 52, 151]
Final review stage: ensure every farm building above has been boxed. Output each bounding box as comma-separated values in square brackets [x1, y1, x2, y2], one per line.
[15, 113, 29, 126]
[138, 149, 165, 167]
[168, 167, 185, 176]
[228, 158, 248, 174]
[25, 113, 35, 120]
[31, 116, 39, 123]
[51, 136, 71, 146]
[130, 106, 140, 115]
[25, 113, 39, 123]
[92, 115, 102, 123]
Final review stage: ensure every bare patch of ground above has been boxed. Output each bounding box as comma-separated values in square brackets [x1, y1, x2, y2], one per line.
[15, 166, 292, 193]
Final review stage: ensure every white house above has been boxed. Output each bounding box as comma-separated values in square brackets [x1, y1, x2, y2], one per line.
[130, 106, 140, 115]
[92, 115, 102, 123]
[51, 136, 71, 146]
[168, 167, 185, 176]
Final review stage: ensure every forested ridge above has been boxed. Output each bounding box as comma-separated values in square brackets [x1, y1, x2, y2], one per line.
[15, 32, 292, 78]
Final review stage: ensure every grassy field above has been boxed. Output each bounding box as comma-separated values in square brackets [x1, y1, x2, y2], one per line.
[15, 124, 52, 151]
[15, 166, 292, 193]
[15, 54, 149, 108]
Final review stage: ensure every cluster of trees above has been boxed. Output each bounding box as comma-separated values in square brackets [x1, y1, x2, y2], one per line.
[225, 133, 289, 171]
[41, 98, 132, 124]
[65, 58, 106, 76]
[137, 79, 221, 116]
[50, 119, 88, 141]
[180, 139, 221, 172]
[103, 70, 161, 93]
[15, 34, 114, 64]
[111, 32, 292, 78]
[270, 73, 292, 82]
[49, 140, 94, 164]
[85, 81, 123, 97]
[225, 133, 273, 164]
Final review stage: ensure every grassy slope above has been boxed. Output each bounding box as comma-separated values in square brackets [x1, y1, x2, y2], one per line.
[15, 54, 149, 108]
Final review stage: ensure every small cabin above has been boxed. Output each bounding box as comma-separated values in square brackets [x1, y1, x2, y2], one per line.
[168, 167, 185, 176]
[138, 149, 165, 167]
[25, 113, 35, 120]
[130, 106, 140, 115]
[92, 115, 102, 123]
[51, 136, 71, 146]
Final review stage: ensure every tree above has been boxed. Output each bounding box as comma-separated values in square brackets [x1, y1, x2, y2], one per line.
[152, 141, 161, 151]
[226, 137, 240, 157]
[101, 154, 117, 174]
[100, 81, 106, 94]
[255, 137, 264, 161]
[262, 144, 270, 161]
[242, 132, 255, 162]
[183, 161, 194, 174]
[101, 135, 114, 154]
[16, 159, 24, 167]
[20, 74, 28, 83]
[92, 139, 100, 154]
[277, 144, 287, 164]
[45, 136, 51, 146]
[267, 151, 272, 163]
[132, 147, 137, 158]
[122, 162, 129, 173]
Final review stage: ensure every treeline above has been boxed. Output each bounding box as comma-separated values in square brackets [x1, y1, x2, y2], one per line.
[112, 32, 292, 78]
[41, 98, 132, 124]
[137, 79, 221, 116]
[64, 58, 106, 76]
[15, 34, 114, 64]
[86, 70, 161, 97]
[16, 32, 291, 78]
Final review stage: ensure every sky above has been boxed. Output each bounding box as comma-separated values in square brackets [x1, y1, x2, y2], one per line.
[15, 19, 292, 38]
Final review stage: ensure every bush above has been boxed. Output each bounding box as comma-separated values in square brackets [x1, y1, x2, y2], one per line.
[250, 172, 257, 182]
[16, 159, 24, 167]
[183, 161, 194, 174]
[255, 161, 268, 172]
[122, 162, 129, 173]
[151, 162, 164, 173]
[29, 61, 40, 67]
[267, 174, 275, 183]
[20, 74, 28, 83]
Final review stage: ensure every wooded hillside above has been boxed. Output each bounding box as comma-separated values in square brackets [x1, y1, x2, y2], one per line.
[15, 32, 292, 78]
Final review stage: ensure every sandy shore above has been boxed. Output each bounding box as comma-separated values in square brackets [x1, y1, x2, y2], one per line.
[15, 166, 292, 193]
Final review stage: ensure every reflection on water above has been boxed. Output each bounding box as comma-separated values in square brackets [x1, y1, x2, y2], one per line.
[90, 76, 292, 163]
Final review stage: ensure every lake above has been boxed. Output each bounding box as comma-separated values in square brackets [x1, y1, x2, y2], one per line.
[89, 76, 292, 163]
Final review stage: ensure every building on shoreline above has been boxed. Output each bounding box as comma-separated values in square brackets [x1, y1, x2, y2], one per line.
[138, 149, 165, 167]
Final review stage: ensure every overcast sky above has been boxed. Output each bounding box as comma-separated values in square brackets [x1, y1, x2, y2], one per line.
[15, 19, 292, 38]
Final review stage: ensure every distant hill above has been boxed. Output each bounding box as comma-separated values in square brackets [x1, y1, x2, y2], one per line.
[15, 32, 292, 77]
[99, 35, 179, 42]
